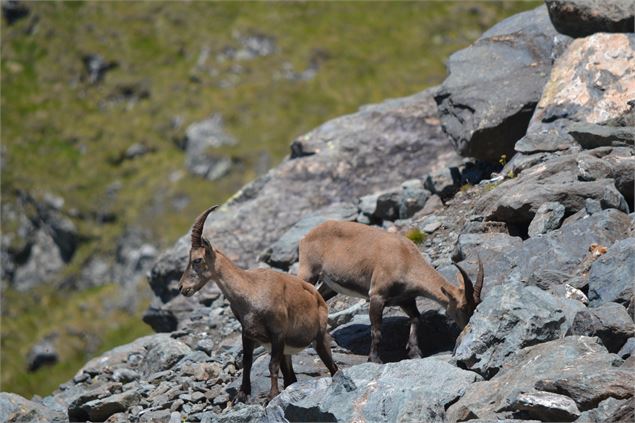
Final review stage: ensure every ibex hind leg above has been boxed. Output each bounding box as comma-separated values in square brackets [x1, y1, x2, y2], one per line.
[280, 355, 297, 387]
[315, 330, 338, 376]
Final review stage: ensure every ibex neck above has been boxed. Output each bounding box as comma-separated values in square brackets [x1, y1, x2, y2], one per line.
[411, 261, 459, 306]
[211, 251, 252, 308]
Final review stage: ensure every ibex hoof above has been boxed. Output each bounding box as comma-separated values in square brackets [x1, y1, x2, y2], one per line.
[234, 391, 249, 404]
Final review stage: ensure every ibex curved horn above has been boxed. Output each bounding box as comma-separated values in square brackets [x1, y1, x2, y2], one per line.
[473, 255, 484, 304]
[454, 262, 474, 306]
[191, 205, 219, 248]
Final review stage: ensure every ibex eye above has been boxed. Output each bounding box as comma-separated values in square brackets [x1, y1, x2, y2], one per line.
[193, 258, 203, 265]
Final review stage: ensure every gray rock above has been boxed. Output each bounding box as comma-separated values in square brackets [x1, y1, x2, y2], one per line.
[519, 33, 635, 155]
[454, 282, 585, 378]
[182, 114, 236, 180]
[12, 229, 65, 291]
[575, 397, 634, 423]
[568, 302, 635, 353]
[448, 336, 633, 421]
[568, 123, 635, 149]
[82, 54, 118, 84]
[476, 154, 629, 227]
[2, 0, 29, 25]
[200, 403, 266, 423]
[434, 6, 570, 161]
[528, 201, 565, 237]
[267, 358, 481, 422]
[79, 390, 141, 422]
[148, 87, 458, 327]
[399, 179, 430, 219]
[456, 209, 632, 297]
[424, 166, 462, 200]
[139, 336, 191, 376]
[26, 338, 58, 372]
[588, 237, 635, 309]
[545, 0, 635, 38]
[617, 338, 635, 360]
[113, 368, 140, 383]
[262, 202, 357, 269]
[358, 188, 401, 222]
[502, 391, 580, 422]
[0, 393, 65, 423]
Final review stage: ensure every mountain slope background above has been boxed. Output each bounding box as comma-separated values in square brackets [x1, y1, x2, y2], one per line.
[1, 1, 538, 397]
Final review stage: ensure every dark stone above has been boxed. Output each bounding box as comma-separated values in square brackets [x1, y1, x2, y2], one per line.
[588, 238, 635, 309]
[545, 0, 635, 38]
[527, 201, 565, 237]
[617, 338, 635, 360]
[26, 339, 58, 372]
[448, 336, 634, 420]
[568, 123, 635, 149]
[568, 302, 635, 353]
[2, 1, 29, 25]
[454, 282, 585, 378]
[267, 358, 481, 423]
[434, 6, 570, 161]
[79, 391, 141, 422]
[575, 397, 634, 423]
[82, 54, 118, 85]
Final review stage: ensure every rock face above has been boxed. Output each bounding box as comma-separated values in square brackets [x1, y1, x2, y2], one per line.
[527, 201, 565, 237]
[434, 5, 570, 161]
[267, 358, 482, 423]
[181, 115, 237, 181]
[146, 87, 459, 327]
[587, 237, 635, 309]
[0, 393, 65, 423]
[516, 33, 635, 156]
[448, 336, 634, 421]
[545, 0, 635, 38]
[454, 282, 585, 378]
[568, 302, 635, 353]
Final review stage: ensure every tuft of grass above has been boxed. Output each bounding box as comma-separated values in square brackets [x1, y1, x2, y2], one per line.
[405, 228, 427, 245]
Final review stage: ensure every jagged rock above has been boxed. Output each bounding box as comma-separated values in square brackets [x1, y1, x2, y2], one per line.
[502, 391, 580, 422]
[527, 201, 565, 237]
[575, 397, 634, 423]
[148, 87, 458, 326]
[82, 54, 118, 84]
[2, 0, 29, 25]
[139, 336, 191, 376]
[568, 123, 635, 149]
[588, 237, 635, 309]
[567, 302, 635, 353]
[455, 209, 631, 296]
[424, 166, 462, 199]
[518, 33, 635, 154]
[182, 114, 236, 180]
[618, 338, 635, 360]
[545, 0, 635, 38]
[78, 390, 141, 422]
[0, 393, 65, 423]
[267, 358, 482, 422]
[448, 336, 634, 421]
[26, 338, 58, 372]
[261, 202, 357, 269]
[199, 403, 266, 423]
[358, 188, 401, 222]
[475, 154, 629, 228]
[454, 282, 585, 378]
[399, 179, 431, 219]
[434, 5, 570, 161]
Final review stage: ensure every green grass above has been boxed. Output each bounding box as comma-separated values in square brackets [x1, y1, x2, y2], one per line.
[1, 1, 540, 398]
[405, 228, 427, 245]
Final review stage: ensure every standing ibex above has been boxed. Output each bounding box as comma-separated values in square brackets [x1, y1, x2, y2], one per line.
[298, 220, 483, 363]
[179, 206, 338, 401]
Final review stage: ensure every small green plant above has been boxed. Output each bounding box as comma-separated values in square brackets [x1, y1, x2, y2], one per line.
[405, 228, 427, 245]
[498, 154, 508, 167]
[460, 183, 473, 193]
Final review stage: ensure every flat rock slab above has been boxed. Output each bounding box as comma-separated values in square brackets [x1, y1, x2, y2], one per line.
[267, 358, 482, 423]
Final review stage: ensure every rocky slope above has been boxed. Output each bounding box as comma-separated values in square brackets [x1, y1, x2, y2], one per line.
[2, 2, 634, 422]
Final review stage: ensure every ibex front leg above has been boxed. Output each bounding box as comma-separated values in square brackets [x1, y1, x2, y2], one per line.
[368, 295, 385, 364]
[235, 335, 254, 403]
[267, 338, 284, 400]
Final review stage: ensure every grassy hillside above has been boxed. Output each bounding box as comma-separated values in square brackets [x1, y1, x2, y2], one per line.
[1, 1, 539, 398]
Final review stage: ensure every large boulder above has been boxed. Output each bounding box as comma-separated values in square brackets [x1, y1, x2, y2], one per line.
[454, 282, 585, 378]
[545, 0, 635, 38]
[568, 302, 635, 353]
[434, 5, 570, 161]
[148, 87, 458, 326]
[455, 209, 632, 296]
[0, 393, 65, 423]
[261, 202, 357, 270]
[448, 336, 634, 421]
[266, 358, 482, 422]
[515, 33, 635, 155]
[587, 237, 635, 309]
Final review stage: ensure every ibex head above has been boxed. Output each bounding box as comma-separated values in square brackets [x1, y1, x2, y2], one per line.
[441, 257, 484, 329]
[178, 205, 219, 297]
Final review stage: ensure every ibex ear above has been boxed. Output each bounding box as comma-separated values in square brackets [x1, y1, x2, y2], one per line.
[202, 237, 212, 251]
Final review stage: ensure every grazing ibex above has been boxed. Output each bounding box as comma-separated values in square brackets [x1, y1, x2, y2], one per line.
[179, 206, 338, 401]
[298, 220, 483, 363]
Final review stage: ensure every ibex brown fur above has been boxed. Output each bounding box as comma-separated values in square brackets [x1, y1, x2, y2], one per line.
[298, 220, 483, 363]
[179, 206, 338, 401]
